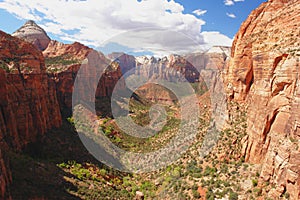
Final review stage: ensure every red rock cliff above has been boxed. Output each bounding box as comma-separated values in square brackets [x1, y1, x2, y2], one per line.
[0, 30, 62, 199]
[43, 41, 125, 114]
[0, 31, 62, 150]
[225, 0, 300, 198]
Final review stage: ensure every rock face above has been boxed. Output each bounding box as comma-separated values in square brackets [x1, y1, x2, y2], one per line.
[43, 41, 123, 114]
[0, 30, 62, 149]
[185, 48, 230, 131]
[225, 0, 300, 198]
[134, 54, 200, 83]
[43, 40, 92, 60]
[43, 40, 95, 113]
[0, 149, 11, 200]
[106, 49, 230, 106]
[107, 52, 136, 74]
[0, 30, 62, 198]
[12, 20, 51, 51]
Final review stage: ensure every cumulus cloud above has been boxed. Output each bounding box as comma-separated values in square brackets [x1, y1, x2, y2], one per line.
[192, 9, 207, 16]
[0, 0, 232, 55]
[224, 0, 244, 6]
[201, 31, 233, 48]
[226, 13, 236, 18]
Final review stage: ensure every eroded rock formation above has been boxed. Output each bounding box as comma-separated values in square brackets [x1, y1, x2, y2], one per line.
[225, 0, 300, 198]
[43, 40, 92, 60]
[0, 30, 62, 199]
[0, 30, 62, 150]
[43, 41, 125, 114]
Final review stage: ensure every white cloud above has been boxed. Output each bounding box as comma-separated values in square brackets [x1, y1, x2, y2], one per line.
[0, 0, 233, 55]
[224, 0, 244, 6]
[224, 0, 234, 6]
[192, 9, 207, 16]
[201, 31, 233, 49]
[226, 13, 236, 18]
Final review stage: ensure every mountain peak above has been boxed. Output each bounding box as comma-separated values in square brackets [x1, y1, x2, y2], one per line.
[12, 20, 50, 51]
[24, 20, 37, 26]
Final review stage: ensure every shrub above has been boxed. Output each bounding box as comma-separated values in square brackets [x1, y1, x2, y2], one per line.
[99, 169, 107, 176]
[283, 192, 290, 199]
[192, 189, 201, 199]
[67, 117, 75, 126]
[0, 62, 10, 73]
[192, 184, 198, 191]
[45, 56, 79, 67]
[252, 179, 258, 187]
[206, 190, 215, 200]
[229, 191, 238, 200]
[253, 188, 262, 197]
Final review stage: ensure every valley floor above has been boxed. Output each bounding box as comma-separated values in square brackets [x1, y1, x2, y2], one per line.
[8, 94, 286, 200]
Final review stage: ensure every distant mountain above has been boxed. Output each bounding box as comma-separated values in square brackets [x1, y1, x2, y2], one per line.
[12, 20, 50, 51]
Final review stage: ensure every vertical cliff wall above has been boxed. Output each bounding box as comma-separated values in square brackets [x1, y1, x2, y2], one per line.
[43, 41, 124, 114]
[224, 0, 300, 198]
[0, 31, 62, 199]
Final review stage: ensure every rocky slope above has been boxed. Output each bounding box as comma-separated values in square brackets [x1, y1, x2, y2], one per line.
[135, 54, 200, 82]
[107, 52, 136, 74]
[106, 48, 230, 106]
[225, 0, 300, 198]
[43, 40, 95, 113]
[0, 24, 127, 198]
[43, 41, 126, 115]
[108, 46, 230, 84]
[0, 30, 62, 199]
[12, 20, 50, 51]
[43, 40, 92, 60]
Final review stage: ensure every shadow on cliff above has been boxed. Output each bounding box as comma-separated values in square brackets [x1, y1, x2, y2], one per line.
[9, 119, 124, 199]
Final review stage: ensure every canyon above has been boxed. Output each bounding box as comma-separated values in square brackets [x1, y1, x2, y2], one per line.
[0, 22, 229, 199]
[0, 0, 299, 198]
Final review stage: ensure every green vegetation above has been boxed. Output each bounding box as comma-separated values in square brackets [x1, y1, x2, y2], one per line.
[252, 179, 258, 187]
[229, 191, 239, 200]
[45, 55, 80, 73]
[0, 61, 10, 72]
[190, 81, 208, 96]
[9, 89, 264, 199]
[45, 56, 79, 67]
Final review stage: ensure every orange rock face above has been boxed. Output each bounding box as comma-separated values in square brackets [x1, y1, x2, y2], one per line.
[225, 0, 300, 198]
[43, 41, 124, 114]
[0, 30, 45, 74]
[0, 31, 62, 150]
[0, 31, 62, 198]
[43, 40, 92, 60]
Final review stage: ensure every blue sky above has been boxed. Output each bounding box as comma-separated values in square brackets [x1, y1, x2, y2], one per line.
[176, 0, 265, 38]
[0, 0, 265, 56]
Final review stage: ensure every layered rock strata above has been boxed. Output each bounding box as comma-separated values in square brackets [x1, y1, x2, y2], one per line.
[0, 30, 62, 199]
[225, 0, 300, 198]
[12, 20, 50, 51]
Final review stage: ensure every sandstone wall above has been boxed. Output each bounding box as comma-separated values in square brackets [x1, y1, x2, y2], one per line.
[0, 31, 62, 199]
[224, 0, 300, 198]
[44, 42, 124, 113]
